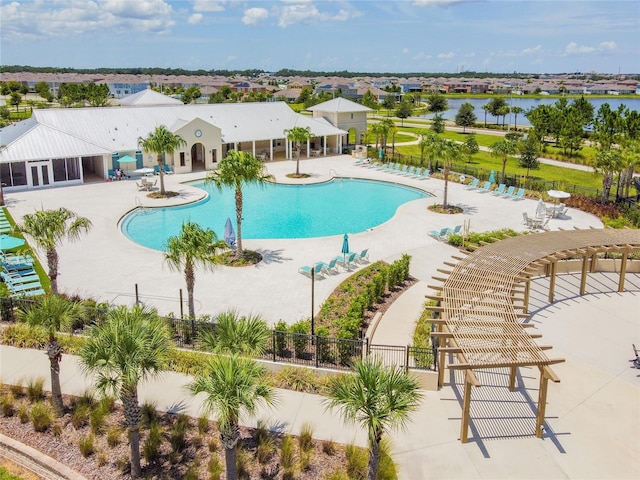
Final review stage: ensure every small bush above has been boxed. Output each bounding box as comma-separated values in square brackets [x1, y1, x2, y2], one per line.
[71, 403, 90, 429]
[90, 405, 109, 435]
[78, 434, 95, 457]
[298, 422, 314, 453]
[9, 382, 24, 398]
[273, 366, 324, 393]
[257, 436, 275, 464]
[116, 455, 129, 473]
[106, 426, 123, 447]
[183, 465, 200, 480]
[280, 435, 296, 471]
[140, 401, 158, 428]
[197, 414, 210, 435]
[18, 404, 29, 424]
[52, 422, 62, 437]
[236, 448, 252, 479]
[299, 449, 313, 471]
[322, 439, 337, 456]
[142, 421, 163, 464]
[345, 444, 367, 480]
[209, 437, 220, 453]
[97, 452, 108, 467]
[378, 438, 398, 480]
[30, 402, 53, 432]
[169, 413, 190, 453]
[0, 393, 16, 417]
[208, 455, 223, 480]
[26, 377, 45, 402]
[324, 470, 350, 480]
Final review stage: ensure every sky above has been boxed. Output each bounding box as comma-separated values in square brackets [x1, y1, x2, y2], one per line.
[0, 0, 638, 74]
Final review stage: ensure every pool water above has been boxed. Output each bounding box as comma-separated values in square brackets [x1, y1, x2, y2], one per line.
[121, 178, 428, 251]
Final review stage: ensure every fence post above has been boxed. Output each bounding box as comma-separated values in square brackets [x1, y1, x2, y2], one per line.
[315, 336, 319, 369]
[364, 337, 369, 359]
[405, 346, 410, 373]
[272, 331, 276, 362]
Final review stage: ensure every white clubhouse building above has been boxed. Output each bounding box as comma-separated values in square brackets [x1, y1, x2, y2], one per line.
[0, 92, 370, 191]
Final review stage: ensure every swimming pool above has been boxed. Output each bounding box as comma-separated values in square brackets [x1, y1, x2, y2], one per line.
[121, 178, 429, 251]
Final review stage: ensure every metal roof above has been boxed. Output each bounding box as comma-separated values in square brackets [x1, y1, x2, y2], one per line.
[307, 97, 372, 113]
[113, 88, 182, 106]
[0, 102, 346, 162]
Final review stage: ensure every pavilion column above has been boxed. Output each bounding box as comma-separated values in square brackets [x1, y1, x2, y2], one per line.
[618, 249, 628, 292]
[269, 141, 273, 161]
[548, 261, 557, 303]
[252, 141, 256, 156]
[460, 372, 473, 443]
[535, 366, 549, 438]
[306, 139, 310, 158]
[580, 253, 589, 295]
[323, 136, 327, 155]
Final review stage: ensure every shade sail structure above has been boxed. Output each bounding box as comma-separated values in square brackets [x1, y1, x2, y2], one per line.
[117, 155, 138, 164]
[223, 217, 236, 249]
[0, 235, 25, 251]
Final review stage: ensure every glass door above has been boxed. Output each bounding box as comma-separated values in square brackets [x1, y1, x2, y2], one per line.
[29, 162, 51, 187]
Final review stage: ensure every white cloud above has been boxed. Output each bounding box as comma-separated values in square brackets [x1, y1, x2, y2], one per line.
[565, 42, 596, 54]
[242, 7, 269, 26]
[402, 48, 409, 54]
[437, 51, 455, 59]
[188, 13, 203, 24]
[0, 0, 176, 40]
[413, 0, 469, 7]
[277, 3, 359, 27]
[192, 0, 225, 13]
[522, 45, 542, 55]
[599, 41, 616, 50]
[412, 52, 432, 61]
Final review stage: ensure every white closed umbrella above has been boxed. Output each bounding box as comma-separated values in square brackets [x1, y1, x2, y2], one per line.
[536, 198, 546, 219]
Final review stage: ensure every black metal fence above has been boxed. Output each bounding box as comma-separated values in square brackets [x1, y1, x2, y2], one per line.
[1, 297, 437, 372]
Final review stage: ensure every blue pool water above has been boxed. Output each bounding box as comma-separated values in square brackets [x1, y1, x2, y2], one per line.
[121, 178, 428, 250]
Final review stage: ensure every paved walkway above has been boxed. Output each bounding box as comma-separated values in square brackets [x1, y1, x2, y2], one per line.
[2, 272, 638, 479]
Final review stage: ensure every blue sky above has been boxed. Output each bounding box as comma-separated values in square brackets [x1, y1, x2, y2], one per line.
[1, 0, 638, 74]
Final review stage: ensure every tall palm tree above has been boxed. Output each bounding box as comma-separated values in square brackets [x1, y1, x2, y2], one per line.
[284, 126, 313, 175]
[18, 295, 85, 416]
[201, 310, 270, 356]
[593, 148, 623, 202]
[205, 151, 273, 256]
[511, 106, 524, 130]
[16, 208, 92, 294]
[422, 131, 447, 172]
[325, 357, 422, 480]
[187, 354, 276, 480]
[80, 305, 171, 479]
[165, 222, 227, 320]
[138, 125, 186, 195]
[377, 118, 395, 158]
[441, 141, 461, 209]
[490, 139, 518, 185]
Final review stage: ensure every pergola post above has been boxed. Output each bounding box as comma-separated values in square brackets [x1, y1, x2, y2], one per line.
[618, 249, 628, 292]
[535, 366, 549, 438]
[509, 366, 518, 391]
[460, 372, 473, 443]
[548, 261, 557, 303]
[523, 277, 531, 314]
[580, 253, 589, 295]
[590, 251, 598, 273]
[438, 348, 446, 388]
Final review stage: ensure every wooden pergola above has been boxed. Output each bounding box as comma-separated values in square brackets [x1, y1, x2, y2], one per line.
[427, 228, 640, 443]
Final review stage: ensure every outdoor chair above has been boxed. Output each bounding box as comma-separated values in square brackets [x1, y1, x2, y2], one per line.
[448, 225, 462, 236]
[318, 258, 339, 275]
[410, 167, 423, 178]
[510, 188, 525, 201]
[464, 178, 480, 190]
[491, 184, 506, 196]
[335, 252, 357, 269]
[428, 227, 450, 241]
[395, 165, 409, 175]
[401, 166, 416, 177]
[477, 181, 492, 193]
[163, 164, 174, 174]
[153, 165, 162, 175]
[417, 169, 430, 180]
[348, 249, 369, 264]
[136, 181, 145, 191]
[298, 263, 324, 278]
[498, 186, 515, 198]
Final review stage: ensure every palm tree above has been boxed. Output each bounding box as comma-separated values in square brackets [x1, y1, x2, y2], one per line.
[441, 141, 460, 209]
[16, 208, 92, 294]
[325, 357, 422, 480]
[80, 305, 171, 479]
[511, 106, 524, 130]
[377, 118, 395, 157]
[205, 150, 273, 256]
[187, 354, 276, 480]
[18, 295, 85, 416]
[422, 131, 447, 172]
[165, 221, 228, 320]
[138, 125, 186, 195]
[593, 148, 623, 202]
[490, 139, 518, 185]
[284, 126, 312, 175]
[201, 310, 270, 356]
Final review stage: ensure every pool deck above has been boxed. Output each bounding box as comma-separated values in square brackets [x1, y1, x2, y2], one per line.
[3, 155, 639, 479]
[6, 155, 603, 326]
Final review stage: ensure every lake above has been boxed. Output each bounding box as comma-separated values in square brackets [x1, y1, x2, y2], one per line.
[419, 97, 640, 127]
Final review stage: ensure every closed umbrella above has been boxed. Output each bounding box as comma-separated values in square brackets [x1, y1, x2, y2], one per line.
[536, 198, 546, 219]
[341, 233, 349, 265]
[223, 217, 236, 249]
[488, 170, 495, 184]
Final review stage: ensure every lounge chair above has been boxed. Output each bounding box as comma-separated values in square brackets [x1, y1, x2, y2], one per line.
[448, 225, 462, 236]
[335, 252, 357, 270]
[490, 184, 506, 196]
[395, 165, 408, 175]
[163, 164, 174, 174]
[376, 162, 394, 171]
[410, 167, 423, 178]
[136, 181, 145, 191]
[476, 181, 492, 193]
[153, 165, 162, 175]
[428, 227, 450, 241]
[510, 188, 525, 201]
[401, 166, 416, 177]
[349, 249, 369, 264]
[318, 258, 339, 275]
[298, 263, 324, 278]
[464, 178, 480, 190]
[498, 186, 515, 198]
[417, 169, 430, 180]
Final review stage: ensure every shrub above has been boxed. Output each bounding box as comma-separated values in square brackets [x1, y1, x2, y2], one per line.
[169, 413, 190, 453]
[208, 455, 223, 480]
[142, 421, 163, 464]
[107, 426, 123, 447]
[18, 404, 29, 424]
[9, 382, 24, 398]
[236, 448, 252, 479]
[140, 401, 158, 428]
[78, 434, 95, 457]
[26, 377, 45, 402]
[322, 439, 337, 456]
[0, 393, 16, 417]
[52, 422, 62, 437]
[298, 422, 314, 453]
[289, 320, 310, 358]
[345, 444, 367, 480]
[273, 366, 323, 393]
[280, 435, 296, 471]
[97, 452, 108, 467]
[71, 403, 90, 429]
[274, 320, 288, 356]
[378, 438, 398, 480]
[208, 437, 220, 453]
[90, 404, 109, 435]
[30, 402, 53, 432]
[315, 326, 333, 364]
[183, 465, 200, 480]
[197, 414, 210, 435]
